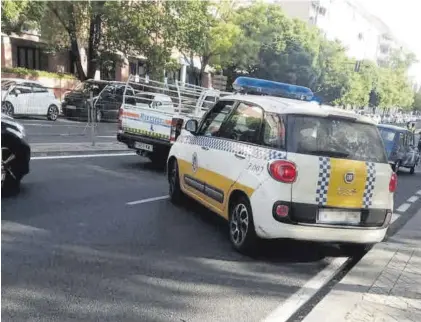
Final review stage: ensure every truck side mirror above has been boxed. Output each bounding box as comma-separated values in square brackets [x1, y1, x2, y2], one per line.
[185, 119, 198, 134]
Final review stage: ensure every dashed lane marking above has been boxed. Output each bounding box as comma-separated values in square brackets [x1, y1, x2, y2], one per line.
[261, 257, 348, 322]
[126, 195, 170, 206]
[391, 213, 401, 223]
[407, 196, 419, 203]
[396, 203, 411, 213]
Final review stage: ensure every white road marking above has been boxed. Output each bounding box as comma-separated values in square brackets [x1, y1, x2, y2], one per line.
[32, 152, 135, 160]
[407, 196, 419, 203]
[417, 190, 421, 196]
[396, 203, 411, 213]
[96, 136, 115, 138]
[126, 195, 170, 206]
[391, 213, 400, 223]
[261, 257, 348, 322]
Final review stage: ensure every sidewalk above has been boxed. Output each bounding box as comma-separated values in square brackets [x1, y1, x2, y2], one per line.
[31, 142, 131, 156]
[303, 209, 421, 322]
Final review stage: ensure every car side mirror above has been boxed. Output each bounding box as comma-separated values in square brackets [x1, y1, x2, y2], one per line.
[185, 119, 198, 134]
[14, 89, 21, 96]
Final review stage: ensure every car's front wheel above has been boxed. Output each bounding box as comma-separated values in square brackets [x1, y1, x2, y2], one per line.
[2, 101, 14, 117]
[229, 195, 258, 255]
[410, 165, 416, 174]
[1, 145, 20, 196]
[168, 158, 184, 204]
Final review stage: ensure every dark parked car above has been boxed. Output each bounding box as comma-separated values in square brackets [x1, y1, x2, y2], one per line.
[62, 80, 135, 123]
[378, 124, 420, 174]
[1, 113, 31, 195]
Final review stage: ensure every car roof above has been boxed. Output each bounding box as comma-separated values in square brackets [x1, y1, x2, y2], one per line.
[377, 124, 408, 132]
[219, 94, 375, 124]
[2, 78, 43, 85]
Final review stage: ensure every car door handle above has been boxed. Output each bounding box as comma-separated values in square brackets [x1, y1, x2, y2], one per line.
[201, 146, 209, 151]
[234, 152, 246, 159]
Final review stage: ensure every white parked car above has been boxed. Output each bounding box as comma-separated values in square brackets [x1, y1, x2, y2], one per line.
[1, 78, 61, 121]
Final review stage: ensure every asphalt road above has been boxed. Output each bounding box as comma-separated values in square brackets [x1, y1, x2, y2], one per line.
[16, 117, 117, 144]
[2, 154, 421, 322]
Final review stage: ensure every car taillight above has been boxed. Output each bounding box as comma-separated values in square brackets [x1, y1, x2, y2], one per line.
[268, 160, 297, 183]
[389, 173, 397, 192]
[170, 118, 184, 143]
[117, 106, 123, 130]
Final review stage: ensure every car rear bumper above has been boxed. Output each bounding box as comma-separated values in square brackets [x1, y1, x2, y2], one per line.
[255, 220, 388, 244]
[117, 131, 171, 152]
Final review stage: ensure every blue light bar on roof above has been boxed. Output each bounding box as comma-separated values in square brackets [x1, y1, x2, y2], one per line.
[233, 77, 314, 101]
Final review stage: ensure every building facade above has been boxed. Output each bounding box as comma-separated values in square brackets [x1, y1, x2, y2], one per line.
[276, 0, 401, 65]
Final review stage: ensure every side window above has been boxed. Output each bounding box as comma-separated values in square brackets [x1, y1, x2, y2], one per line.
[199, 100, 236, 137]
[32, 84, 48, 93]
[14, 85, 32, 94]
[202, 95, 216, 109]
[218, 102, 264, 144]
[262, 113, 286, 150]
[398, 133, 406, 149]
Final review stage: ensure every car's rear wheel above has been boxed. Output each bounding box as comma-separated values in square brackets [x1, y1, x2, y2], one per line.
[1, 145, 20, 196]
[47, 104, 59, 121]
[229, 195, 258, 255]
[168, 158, 184, 204]
[410, 165, 416, 174]
[392, 160, 401, 173]
[2, 101, 14, 117]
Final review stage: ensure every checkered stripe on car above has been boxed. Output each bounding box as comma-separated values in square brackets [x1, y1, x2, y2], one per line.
[363, 162, 376, 208]
[315, 157, 331, 206]
[178, 135, 286, 161]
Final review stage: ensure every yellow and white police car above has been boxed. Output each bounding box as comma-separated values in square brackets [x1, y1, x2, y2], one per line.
[167, 77, 396, 254]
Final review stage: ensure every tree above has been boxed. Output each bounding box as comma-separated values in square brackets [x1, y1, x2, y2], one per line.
[413, 90, 421, 111]
[172, 0, 240, 85]
[1, 0, 45, 34]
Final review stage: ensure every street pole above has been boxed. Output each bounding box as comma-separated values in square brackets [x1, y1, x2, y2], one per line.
[90, 91, 95, 147]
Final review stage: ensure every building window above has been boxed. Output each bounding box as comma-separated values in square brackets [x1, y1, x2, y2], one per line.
[17, 46, 39, 70]
[129, 61, 137, 75]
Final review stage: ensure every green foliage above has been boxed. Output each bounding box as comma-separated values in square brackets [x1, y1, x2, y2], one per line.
[1, 0, 416, 108]
[413, 90, 421, 111]
[2, 67, 76, 79]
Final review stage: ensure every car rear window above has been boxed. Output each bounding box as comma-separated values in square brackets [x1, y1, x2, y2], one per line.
[378, 128, 397, 153]
[287, 115, 388, 163]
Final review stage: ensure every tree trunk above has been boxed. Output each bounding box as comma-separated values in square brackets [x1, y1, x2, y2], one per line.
[199, 56, 210, 87]
[87, 2, 105, 80]
[67, 4, 86, 81]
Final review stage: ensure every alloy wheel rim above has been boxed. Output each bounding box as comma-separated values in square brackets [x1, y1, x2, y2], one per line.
[50, 106, 58, 120]
[169, 165, 177, 195]
[1, 147, 16, 187]
[230, 203, 249, 246]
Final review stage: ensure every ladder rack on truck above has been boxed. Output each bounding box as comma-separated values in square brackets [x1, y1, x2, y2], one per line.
[116, 74, 231, 164]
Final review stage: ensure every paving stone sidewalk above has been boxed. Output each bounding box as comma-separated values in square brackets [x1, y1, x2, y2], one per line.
[303, 209, 421, 322]
[31, 142, 131, 155]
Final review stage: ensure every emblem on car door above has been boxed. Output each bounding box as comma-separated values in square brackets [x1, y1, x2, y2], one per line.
[192, 152, 198, 173]
[344, 171, 355, 184]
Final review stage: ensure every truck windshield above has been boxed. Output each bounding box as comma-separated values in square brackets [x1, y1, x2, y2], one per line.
[287, 115, 388, 163]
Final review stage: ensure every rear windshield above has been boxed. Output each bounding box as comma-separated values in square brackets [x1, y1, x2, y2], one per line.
[378, 128, 397, 153]
[287, 115, 387, 163]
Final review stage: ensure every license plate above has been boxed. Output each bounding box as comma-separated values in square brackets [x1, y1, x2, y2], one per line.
[66, 105, 76, 109]
[317, 209, 361, 225]
[134, 142, 153, 152]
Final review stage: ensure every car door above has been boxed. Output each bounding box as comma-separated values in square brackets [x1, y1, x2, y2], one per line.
[178, 99, 237, 215]
[192, 101, 265, 217]
[31, 84, 51, 115]
[11, 83, 33, 115]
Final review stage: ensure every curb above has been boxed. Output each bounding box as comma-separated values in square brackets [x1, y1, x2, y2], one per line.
[31, 149, 133, 157]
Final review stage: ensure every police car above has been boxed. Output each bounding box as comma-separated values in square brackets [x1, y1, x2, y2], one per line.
[167, 77, 396, 254]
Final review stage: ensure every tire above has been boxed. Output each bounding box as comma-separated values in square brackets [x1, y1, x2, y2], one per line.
[392, 160, 401, 173]
[1, 144, 21, 196]
[47, 104, 59, 121]
[340, 243, 372, 257]
[229, 195, 258, 255]
[410, 165, 415, 174]
[168, 158, 184, 204]
[2, 101, 14, 117]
